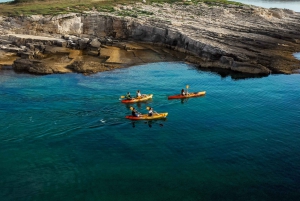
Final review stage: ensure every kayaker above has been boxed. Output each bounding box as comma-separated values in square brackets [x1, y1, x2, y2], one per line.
[131, 107, 139, 117]
[136, 90, 142, 98]
[147, 107, 153, 117]
[125, 92, 132, 100]
[181, 88, 189, 96]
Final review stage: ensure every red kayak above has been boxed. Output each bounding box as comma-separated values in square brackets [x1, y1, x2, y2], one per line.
[168, 91, 206, 99]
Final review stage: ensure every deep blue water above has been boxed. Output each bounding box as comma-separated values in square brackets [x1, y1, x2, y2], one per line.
[1, 62, 300, 201]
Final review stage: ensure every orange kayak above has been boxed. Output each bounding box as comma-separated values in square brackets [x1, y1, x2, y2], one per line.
[121, 94, 153, 103]
[168, 91, 206, 99]
[126, 113, 168, 120]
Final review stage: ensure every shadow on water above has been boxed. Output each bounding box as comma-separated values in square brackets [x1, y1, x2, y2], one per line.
[193, 66, 269, 80]
[131, 119, 167, 128]
[181, 98, 189, 104]
[0, 65, 13, 71]
[165, 96, 204, 104]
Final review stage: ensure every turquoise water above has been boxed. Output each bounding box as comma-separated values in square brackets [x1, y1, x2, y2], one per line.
[1, 62, 300, 201]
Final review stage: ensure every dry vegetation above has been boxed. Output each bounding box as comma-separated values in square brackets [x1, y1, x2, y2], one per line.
[0, 0, 242, 16]
[0, 0, 118, 16]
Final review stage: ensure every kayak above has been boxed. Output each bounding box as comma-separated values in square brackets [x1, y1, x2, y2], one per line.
[126, 113, 168, 120]
[168, 91, 206, 99]
[121, 94, 153, 103]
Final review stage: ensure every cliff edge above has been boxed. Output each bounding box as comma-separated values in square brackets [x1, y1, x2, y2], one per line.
[0, 2, 300, 75]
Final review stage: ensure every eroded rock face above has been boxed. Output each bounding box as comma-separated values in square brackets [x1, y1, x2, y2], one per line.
[4, 34, 183, 75]
[13, 59, 54, 74]
[0, 3, 300, 75]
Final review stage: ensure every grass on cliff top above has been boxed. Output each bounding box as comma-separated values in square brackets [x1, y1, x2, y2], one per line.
[0, 0, 242, 16]
[0, 0, 119, 16]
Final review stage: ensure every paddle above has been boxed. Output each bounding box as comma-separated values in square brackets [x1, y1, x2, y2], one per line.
[119, 95, 125, 100]
[186, 85, 189, 95]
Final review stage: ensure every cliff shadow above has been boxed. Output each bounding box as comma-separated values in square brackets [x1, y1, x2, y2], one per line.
[193, 66, 269, 80]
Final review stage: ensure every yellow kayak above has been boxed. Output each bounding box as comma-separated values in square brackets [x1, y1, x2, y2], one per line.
[121, 94, 153, 103]
[126, 113, 168, 120]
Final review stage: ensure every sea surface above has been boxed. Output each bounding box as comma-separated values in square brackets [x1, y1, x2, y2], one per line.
[1, 62, 300, 201]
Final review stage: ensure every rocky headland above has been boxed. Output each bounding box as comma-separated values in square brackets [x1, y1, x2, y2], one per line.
[0, 2, 300, 75]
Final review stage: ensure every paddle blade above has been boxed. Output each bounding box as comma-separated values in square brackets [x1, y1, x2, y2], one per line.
[186, 85, 189, 89]
[120, 96, 125, 98]
[146, 106, 150, 110]
[130, 107, 134, 111]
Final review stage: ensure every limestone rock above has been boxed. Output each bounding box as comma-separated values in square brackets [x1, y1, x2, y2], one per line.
[90, 38, 101, 48]
[13, 59, 53, 74]
[79, 38, 90, 49]
[1, 3, 300, 75]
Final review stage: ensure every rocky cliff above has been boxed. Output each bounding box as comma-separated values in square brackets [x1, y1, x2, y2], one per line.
[0, 2, 300, 75]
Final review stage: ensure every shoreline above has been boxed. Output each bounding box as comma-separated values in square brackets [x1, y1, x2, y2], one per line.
[0, 37, 187, 75]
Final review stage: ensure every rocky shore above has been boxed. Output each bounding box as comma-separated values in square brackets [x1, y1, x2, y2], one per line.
[0, 34, 185, 74]
[0, 2, 300, 75]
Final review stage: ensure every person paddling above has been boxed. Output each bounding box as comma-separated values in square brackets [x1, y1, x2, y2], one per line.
[147, 106, 158, 117]
[125, 92, 132, 100]
[181, 89, 187, 96]
[147, 107, 153, 117]
[136, 90, 142, 98]
[131, 107, 140, 117]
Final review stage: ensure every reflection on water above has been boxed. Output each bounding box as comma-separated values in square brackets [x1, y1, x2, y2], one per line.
[131, 120, 166, 128]
[233, 0, 300, 11]
[194, 66, 269, 80]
